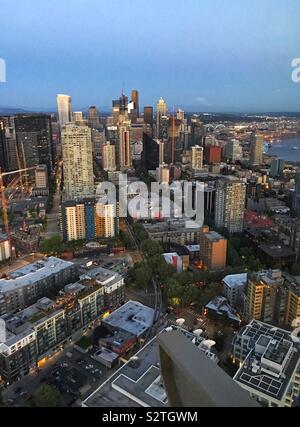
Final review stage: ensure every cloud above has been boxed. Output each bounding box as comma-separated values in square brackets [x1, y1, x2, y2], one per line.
[195, 96, 210, 106]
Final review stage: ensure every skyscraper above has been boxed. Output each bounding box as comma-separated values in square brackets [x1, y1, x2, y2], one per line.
[131, 90, 139, 117]
[61, 123, 94, 199]
[14, 115, 53, 177]
[270, 158, 285, 178]
[71, 111, 83, 122]
[142, 133, 164, 171]
[119, 125, 132, 169]
[293, 172, 300, 217]
[156, 97, 167, 138]
[191, 145, 204, 170]
[88, 106, 100, 129]
[215, 176, 246, 233]
[190, 115, 204, 148]
[102, 142, 116, 172]
[0, 119, 7, 171]
[249, 133, 264, 166]
[144, 106, 153, 127]
[57, 94, 72, 126]
[223, 139, 242, 163]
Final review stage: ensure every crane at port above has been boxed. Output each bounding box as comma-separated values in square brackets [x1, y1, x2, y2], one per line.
[0, 166, 36, 235]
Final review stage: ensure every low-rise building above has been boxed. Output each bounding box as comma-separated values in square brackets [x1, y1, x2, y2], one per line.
[0, 266, 126, 384]
[233, 320, 300, 407]
[223, 273, 247, 312]
[206, 296, 241, 326]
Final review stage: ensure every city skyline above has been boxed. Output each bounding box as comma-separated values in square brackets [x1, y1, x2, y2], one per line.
[0, 0, 299, 112]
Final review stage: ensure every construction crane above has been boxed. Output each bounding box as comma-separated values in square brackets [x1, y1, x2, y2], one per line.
[0, 166, 36, 235]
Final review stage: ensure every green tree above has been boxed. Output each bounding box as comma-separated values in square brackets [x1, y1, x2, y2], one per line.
[141, 240, 163, 258]
[40, 235, 63, 255]
[198, 283, 222, 308]
[32, 384, 61, 407]
[164, 278, 182, 308]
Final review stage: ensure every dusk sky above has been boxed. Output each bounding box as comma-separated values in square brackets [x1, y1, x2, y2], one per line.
[0, 0, 299, 112]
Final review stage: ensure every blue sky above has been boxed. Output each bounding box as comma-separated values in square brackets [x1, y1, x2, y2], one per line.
[0, 0, 299, 111]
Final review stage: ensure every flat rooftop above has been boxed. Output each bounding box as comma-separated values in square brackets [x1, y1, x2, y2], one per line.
[223, 273, 247, 288]
[83, 326, 219, 408]
[0, 257, 74, 293]
[234, 320, 300, 402]
[259, 244, 295, 259]
[81, 266, 122, 288]
[103, 301, 155, 338]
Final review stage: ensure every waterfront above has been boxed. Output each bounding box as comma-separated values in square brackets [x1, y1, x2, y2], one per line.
[266, 137, 300, 162]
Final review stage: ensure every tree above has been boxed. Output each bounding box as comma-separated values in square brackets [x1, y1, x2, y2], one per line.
[198, 283, 222, 308]
[164, 278, 182, 308]
[133, 263, 152, 289]
[40, 235, 63, 255]
[132, 223, 148, 243]
[32, 384, 61, 407]
[141, 239, 163, 258]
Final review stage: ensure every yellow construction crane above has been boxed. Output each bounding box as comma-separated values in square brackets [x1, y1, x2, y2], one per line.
[0, 166, 36, 235]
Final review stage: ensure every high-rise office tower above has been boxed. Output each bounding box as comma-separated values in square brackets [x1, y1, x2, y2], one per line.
[72, 111, 85, 124]
[249, 133, 264, 166]
[223, 139, 242, 163]
[270, 158, 285, 178]
[61, 123, 94, 199]
[215, 176, 246, 233]
[144, 106, 154, 127]
[119, 93, 128, 114]
[290, 220, 300, 262]
[156, 97, 168, 138]
[0, 119, 7, 171]
[57, 94, 72, 126]
[293, 172, 300, 217]
[88, 106, 100, 129]
[190, 115, 204, 148]
[119, 125, 132, 169]
[3, 123, 18, 171]
[14, 115, 53, 177]
[159, 115, 169, 140]
[191, 145, 204, 170]
[142, 134, 164, 171]
[131, 90, 139, 117]
[112, 100, 121, 125]
[102, 142, 116, 172]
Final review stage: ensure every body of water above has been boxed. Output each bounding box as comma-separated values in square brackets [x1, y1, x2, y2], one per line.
[266, 137, 300, 162]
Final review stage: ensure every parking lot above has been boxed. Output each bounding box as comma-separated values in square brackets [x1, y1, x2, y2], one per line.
[3, 347, 119, 407]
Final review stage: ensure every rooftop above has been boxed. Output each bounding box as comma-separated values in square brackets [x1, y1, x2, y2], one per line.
[206, 297, 241, 323]
[103, 301, 155, 338]
[259, 244, 295, 259]
[80, 266, 123, 288]
[0, 257, 74, 293]
[234, 320, 300, 402]
[223, 273, 248, 289]
[83, 326, 219, 408]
